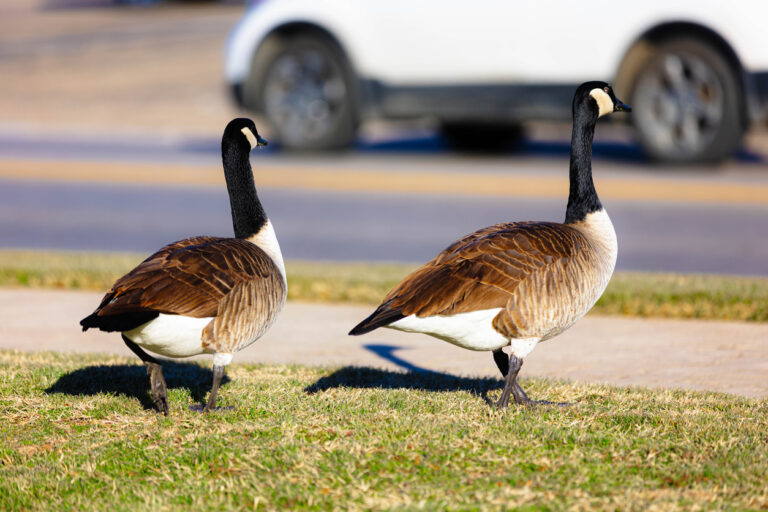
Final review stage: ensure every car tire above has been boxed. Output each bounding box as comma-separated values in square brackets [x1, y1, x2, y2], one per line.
[249, 35, 358, 150]
[440, 122, 524, 153]
[628, 38, 744, 164]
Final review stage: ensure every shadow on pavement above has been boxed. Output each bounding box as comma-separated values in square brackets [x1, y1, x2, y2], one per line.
[304, 344, 501, 401]
[357, 133, 649, 161]
[357, 134, 764, 165]
[45, 361, 228, 411]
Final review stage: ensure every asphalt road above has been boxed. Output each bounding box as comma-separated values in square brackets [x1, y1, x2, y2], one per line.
[2, 177, 767, 275]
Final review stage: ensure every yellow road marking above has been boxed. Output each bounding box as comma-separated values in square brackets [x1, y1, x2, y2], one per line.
[1, 158, 767, 205]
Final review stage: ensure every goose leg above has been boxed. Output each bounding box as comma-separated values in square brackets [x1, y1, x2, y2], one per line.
[190, 353, 233, 413]
[495, 353, 525, 408]
[492, 348, 509, 377]
[204, 365, 226, 412]
[511, 379, 532, 404]
[189, 364, 229, 413]
[494, 351, 570, 408]
[494, 353, 545, 408]
[122, 334, 168, 415]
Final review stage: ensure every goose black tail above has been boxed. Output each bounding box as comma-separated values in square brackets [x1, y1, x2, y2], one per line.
[349, 305, 405, 336]
[80, 313, 101, 332]
[80, 311, 159, 333]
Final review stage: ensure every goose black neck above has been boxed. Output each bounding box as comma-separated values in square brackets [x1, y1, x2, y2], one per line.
[564, 108, 601, 224]
[222, 139, 266, 239]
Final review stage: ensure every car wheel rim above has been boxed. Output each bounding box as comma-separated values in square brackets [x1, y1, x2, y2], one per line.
[264, 47, 347, 145]
[634, 51, 724, 158]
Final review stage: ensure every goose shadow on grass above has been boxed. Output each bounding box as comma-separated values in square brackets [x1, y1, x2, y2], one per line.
[305, 344, 503, 404]
[45, 361, 229, 411]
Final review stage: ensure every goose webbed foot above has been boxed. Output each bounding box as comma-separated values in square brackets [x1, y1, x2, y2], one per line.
[493, 352, 569, 409]
[509, 380, 571, 408]
[525, 400, 572, 407]
[494, 379, 535, 408]
[495, 378, 545, 408]
[188, 404, 235, 413]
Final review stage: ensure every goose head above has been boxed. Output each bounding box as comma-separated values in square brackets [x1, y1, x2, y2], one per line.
[574, 81, 631, 119]
[224, 118, 269, 151]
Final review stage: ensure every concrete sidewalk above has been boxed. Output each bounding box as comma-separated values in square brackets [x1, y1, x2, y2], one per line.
[2, 288, 766, 397]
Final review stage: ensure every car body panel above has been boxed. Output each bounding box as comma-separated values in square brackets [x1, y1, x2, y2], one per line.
[227, 0, 768, 86]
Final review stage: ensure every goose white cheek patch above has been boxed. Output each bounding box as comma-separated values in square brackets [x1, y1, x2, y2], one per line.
[589, 88, 613, 118]
[241, 127, 257, 149]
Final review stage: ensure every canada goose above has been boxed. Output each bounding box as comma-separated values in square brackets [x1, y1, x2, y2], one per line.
[350, 82, 630, 408]
[80, 118, 286, 414]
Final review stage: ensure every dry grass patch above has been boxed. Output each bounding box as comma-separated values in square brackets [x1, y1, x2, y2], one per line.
[597, 271, 768, 322]
[1, 250, 768, 322]
[1, 350, 767, 510]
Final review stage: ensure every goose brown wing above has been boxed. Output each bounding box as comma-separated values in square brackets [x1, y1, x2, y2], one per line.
[89, 236, 279, 320]
[351, 222, 591, 335]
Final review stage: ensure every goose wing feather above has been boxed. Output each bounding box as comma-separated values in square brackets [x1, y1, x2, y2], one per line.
[202, 276, 286, 353]
[353, 222, 599, 338]
[90, 236, 282, 320]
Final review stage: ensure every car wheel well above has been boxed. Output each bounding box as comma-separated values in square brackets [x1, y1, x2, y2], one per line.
[261, 23, 350, 62]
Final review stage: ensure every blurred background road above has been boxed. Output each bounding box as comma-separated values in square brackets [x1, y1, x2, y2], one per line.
[1, 0, 766, 275]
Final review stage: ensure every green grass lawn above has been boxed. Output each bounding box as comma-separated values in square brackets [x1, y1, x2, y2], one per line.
[1, 351, 766, 511]
[1, 249, 768, 322]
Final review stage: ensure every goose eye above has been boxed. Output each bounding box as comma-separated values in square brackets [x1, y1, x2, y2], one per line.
[604, 87, 610, 93]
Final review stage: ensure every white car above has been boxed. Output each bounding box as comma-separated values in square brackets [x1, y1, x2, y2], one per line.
[225, 0, 768, 163]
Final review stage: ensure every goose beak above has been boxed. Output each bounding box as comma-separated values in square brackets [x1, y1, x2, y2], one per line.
[256, 134, 269, 147]
[614, 99, 632, 112]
